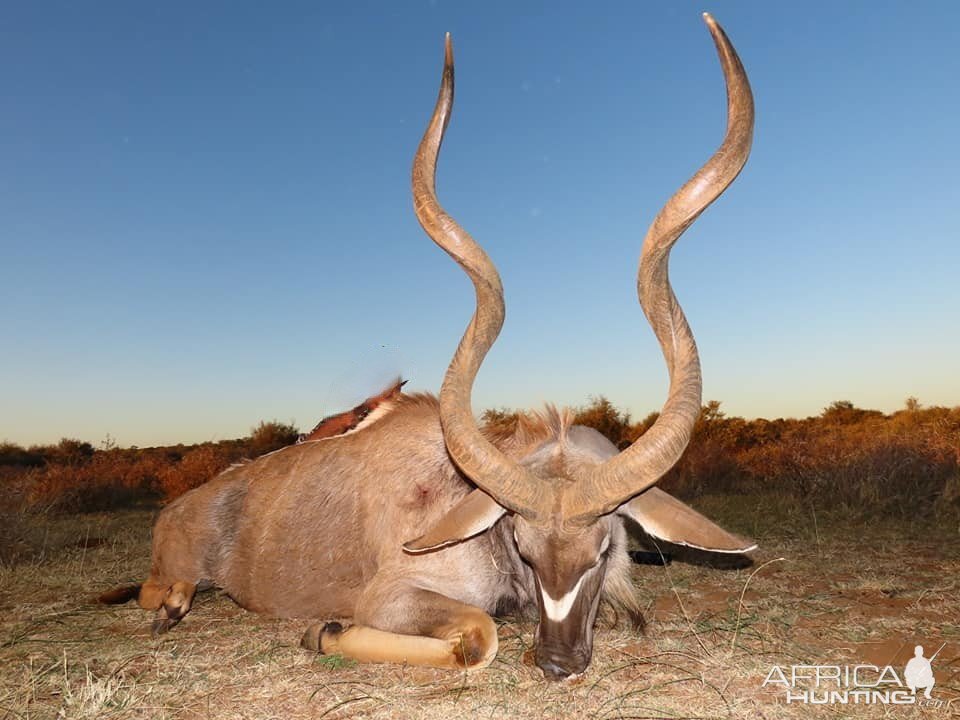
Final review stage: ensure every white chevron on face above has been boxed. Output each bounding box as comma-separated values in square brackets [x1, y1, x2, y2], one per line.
[540, 575, 585, 622]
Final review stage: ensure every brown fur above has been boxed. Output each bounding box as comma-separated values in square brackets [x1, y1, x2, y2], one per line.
[485, 405, 573, 459]
[107, 394, 638, 672]
[98, 584, 141, 605]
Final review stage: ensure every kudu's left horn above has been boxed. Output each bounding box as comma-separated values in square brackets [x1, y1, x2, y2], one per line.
[411, 34, 547, 519]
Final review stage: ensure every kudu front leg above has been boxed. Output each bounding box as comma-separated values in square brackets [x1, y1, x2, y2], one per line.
[301, 588, 498, 670]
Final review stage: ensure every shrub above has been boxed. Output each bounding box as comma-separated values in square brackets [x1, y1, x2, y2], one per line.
[573, 396, 632, 447]
[6, 401, 958, 521]
[157, 444, 239, 500]
[246, 420, 300, 458]
[25, 448, 164, 513]
[0, 441, 45, 468]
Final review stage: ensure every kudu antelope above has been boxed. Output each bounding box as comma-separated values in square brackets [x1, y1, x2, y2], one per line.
[102, 14, 756, 680]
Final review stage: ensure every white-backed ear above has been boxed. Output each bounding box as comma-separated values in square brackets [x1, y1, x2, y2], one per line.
[620, 487, 757, 553]
[403, 489, 507, 553]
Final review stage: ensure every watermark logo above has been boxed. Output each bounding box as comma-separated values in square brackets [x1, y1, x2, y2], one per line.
[904, 644, 942, 700]
[762, 641, 947, 708]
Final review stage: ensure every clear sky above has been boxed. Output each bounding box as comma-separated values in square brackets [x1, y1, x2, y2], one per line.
[2, 1, 958, 448]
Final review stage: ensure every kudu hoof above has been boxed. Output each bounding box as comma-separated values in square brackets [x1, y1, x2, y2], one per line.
[151, 617, 176, 637]
[301, 621, 344, 654]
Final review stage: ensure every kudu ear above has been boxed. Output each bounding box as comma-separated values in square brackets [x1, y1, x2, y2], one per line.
[403, 489, 507, 553]
[619, 487, 757, 554]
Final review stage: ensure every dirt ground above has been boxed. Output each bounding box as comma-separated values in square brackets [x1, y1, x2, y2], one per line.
[1, 495, 958, 719]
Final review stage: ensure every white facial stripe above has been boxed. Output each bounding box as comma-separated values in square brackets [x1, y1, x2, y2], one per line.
[540, 575, 585, 622]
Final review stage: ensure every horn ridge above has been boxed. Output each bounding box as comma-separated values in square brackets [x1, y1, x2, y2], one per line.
[412, 34, 545, 519]
[567, 14, 755, 520]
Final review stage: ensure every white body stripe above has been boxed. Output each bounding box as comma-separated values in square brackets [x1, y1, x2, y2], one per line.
[540, 575, 585, 622]
[343, 402, 396, 436]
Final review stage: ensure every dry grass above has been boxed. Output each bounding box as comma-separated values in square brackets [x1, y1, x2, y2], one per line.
[2, 497, 959, 719]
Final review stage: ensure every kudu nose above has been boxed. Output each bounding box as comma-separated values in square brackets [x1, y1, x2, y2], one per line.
[537, 652, 588, 681]
[538, 660, 573, 681]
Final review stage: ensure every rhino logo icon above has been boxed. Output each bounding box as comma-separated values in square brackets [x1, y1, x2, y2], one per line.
[904, 643, 944, 700]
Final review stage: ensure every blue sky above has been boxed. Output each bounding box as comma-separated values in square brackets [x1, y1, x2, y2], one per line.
[2, 1, 958, 447]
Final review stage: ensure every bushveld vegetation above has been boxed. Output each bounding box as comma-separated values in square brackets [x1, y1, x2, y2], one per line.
[2, 399, 957, 527]
[491, 397, 960, 521]
[0, 421, 298, 514]
[0, 421, 296, 564]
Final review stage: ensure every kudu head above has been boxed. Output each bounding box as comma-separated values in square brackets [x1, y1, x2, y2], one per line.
[405, 14, 756, 680]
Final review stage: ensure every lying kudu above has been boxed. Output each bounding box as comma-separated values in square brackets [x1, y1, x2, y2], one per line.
[102, 14, 756, 680]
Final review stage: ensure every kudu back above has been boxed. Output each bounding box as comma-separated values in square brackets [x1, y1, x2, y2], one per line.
[103, 14, 757, 680]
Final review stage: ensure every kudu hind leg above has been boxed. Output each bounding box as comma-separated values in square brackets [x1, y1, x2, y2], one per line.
[138, 580, 198, 635]
[302, 589, 498, 670]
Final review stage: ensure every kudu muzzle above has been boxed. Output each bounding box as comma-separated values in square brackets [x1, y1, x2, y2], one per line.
[533, 564, 606, 680]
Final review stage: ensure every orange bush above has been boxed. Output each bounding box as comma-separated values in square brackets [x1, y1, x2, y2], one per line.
[4, 402, 958, 518]
[25, 450, 162, 513]
[157, 444, 240, 500]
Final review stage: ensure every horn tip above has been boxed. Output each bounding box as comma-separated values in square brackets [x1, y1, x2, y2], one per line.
[444, 32, 453, 60]
[701, 12, 734, 61]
